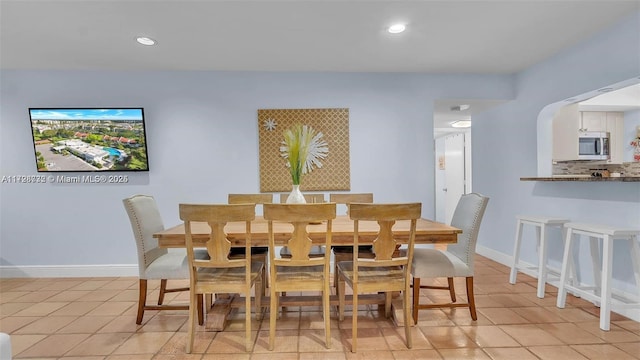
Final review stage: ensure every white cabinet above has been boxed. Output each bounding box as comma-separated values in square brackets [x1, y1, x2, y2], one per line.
[553, 108, 625, 162]
[552, 104, 579, 161]
[580, 111, 624, 164]
[580, 112, 607, 132]
[605, 112, 624, 164]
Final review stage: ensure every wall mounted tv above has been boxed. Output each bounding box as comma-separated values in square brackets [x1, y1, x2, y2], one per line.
[29, 108, 150, 172]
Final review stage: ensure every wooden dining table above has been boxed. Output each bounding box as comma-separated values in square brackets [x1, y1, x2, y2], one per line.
[153, 215, 462, 330]
[154, 215, 461, 247]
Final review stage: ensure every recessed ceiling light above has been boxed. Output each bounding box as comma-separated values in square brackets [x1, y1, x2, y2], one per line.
[451, 120, 472, 128]
[388, 24, 406, 34]
[597, 87, 613, 93]
[136, 36, 156, 46]
[564, 98, 578, 102]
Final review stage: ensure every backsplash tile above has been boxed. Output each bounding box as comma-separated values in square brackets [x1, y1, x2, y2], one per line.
[553, 162, 640, 177]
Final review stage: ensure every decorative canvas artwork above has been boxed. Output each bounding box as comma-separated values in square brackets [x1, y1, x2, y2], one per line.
[258, 108, 350, 192]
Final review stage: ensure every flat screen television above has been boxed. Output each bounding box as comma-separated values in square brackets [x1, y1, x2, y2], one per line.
[29, 108, 150, 172]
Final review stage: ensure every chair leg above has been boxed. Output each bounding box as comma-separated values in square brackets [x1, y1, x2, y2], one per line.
[466, 277, 477, 321]
[323, 273, 331, 349]
[253, 253, 268, 292]
[186, 290, 198, 353]
[269, 285, 277, 351]
[197, 294, 204, 325]
[158, 279, 167, 305]
[338, 272, 346, 321]
[403, 284, 412, 349]
[137, 279, 147, 324]
[412, 277, 420, 324]
[351, 284, 358, 353]
[255, 270, 264, 320]
[333, 251, 347, 292]
[447, 277, 456, 302]
[245, 289, 252, 352]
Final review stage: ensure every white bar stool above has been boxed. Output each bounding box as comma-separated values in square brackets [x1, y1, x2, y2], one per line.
[510, 215, 571, 298]
[556, 222, 640, 331]
[0, 332, 11, 360]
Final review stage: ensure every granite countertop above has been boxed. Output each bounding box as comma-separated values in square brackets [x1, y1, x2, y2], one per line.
[520, 176, 640, 182]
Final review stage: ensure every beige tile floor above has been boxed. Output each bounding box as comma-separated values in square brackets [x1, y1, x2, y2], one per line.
[1, 254, 639, 359]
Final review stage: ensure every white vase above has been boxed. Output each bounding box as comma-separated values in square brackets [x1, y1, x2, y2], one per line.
[286, 184, 306, 204]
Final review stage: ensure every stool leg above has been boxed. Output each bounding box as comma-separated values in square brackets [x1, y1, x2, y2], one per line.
[537, 224, 548, 298]
[562, 227, 574, 286]
[557, 227, 574, 308]
[630, 236, 640, 290]
[589, 236, 602, 299]
[510, 220, 524, 284]
[599, 235, 613, 331]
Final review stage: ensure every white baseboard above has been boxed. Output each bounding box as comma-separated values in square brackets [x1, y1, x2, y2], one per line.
[476, 245, 640, 323]
[0, 264, 138, 278]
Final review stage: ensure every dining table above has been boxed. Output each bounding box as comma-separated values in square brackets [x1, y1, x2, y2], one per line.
[153, 215, 462, 330]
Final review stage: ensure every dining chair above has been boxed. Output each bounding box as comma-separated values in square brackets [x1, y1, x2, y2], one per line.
[263, 203, 336, 351]
[179, 203, 264, 353]
[337, 202, 421, 353]
[411, 193, 489, 323]
[279, 192, 325, 204]
[329, 193, 375, 288]
[278, 193, 325, 258]
[122, 194, 204, 325]
[228, 193, 272, 291]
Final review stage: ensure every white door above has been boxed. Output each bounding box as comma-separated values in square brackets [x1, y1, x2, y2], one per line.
[444, 133, 466, 224]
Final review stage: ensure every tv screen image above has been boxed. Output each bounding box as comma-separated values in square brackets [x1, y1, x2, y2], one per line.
[29, 108, 150, 172]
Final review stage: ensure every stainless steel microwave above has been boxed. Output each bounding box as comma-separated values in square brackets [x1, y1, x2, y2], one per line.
[578, 131, 609, 160]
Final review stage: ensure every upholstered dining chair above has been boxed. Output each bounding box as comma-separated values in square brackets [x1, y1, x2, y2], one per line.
[263, 203, 336, 351]
[329, 193, 375, 288]
[122, 194, 204, 325]
[179, 203, 264, 353]
[228, 193, 272, 291]
[337, 203, 421, 353]
[411, 192, 489, 323]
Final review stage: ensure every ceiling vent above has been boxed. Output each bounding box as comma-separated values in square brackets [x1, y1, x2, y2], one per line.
[450, 104, 470, 112]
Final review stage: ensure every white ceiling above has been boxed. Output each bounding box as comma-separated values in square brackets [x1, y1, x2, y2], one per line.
[579, 83, 640, 112]
[1, 0, 637, 134]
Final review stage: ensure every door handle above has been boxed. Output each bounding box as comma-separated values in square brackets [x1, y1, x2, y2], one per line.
[442, 188, 447, 192]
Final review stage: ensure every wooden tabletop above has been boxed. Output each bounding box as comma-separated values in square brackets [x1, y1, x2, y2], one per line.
[154, 215, 461, 248]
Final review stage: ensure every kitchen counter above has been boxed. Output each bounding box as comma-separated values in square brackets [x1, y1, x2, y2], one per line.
[520, 176, 640, 182]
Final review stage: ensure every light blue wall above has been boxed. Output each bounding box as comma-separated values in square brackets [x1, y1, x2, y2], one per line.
[473, 11, 640, 295]
[0, 71, 512, 267]
[1, 10, 638, 307]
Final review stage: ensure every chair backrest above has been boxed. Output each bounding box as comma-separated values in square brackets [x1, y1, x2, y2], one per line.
[329, 193, 373, 214]
[329, 193, 373, 204]
[228, 193, 273, 204]
[446, 193, 489, 271]
[279, 193, 325, 204]
[123, 194, 168, 278]
[350, 203, 421, 280]
[263, 203, 336, 267]
[179, 204, 256, 279]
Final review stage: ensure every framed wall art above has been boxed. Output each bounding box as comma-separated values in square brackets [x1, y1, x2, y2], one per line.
[258, 108, 350, 192]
